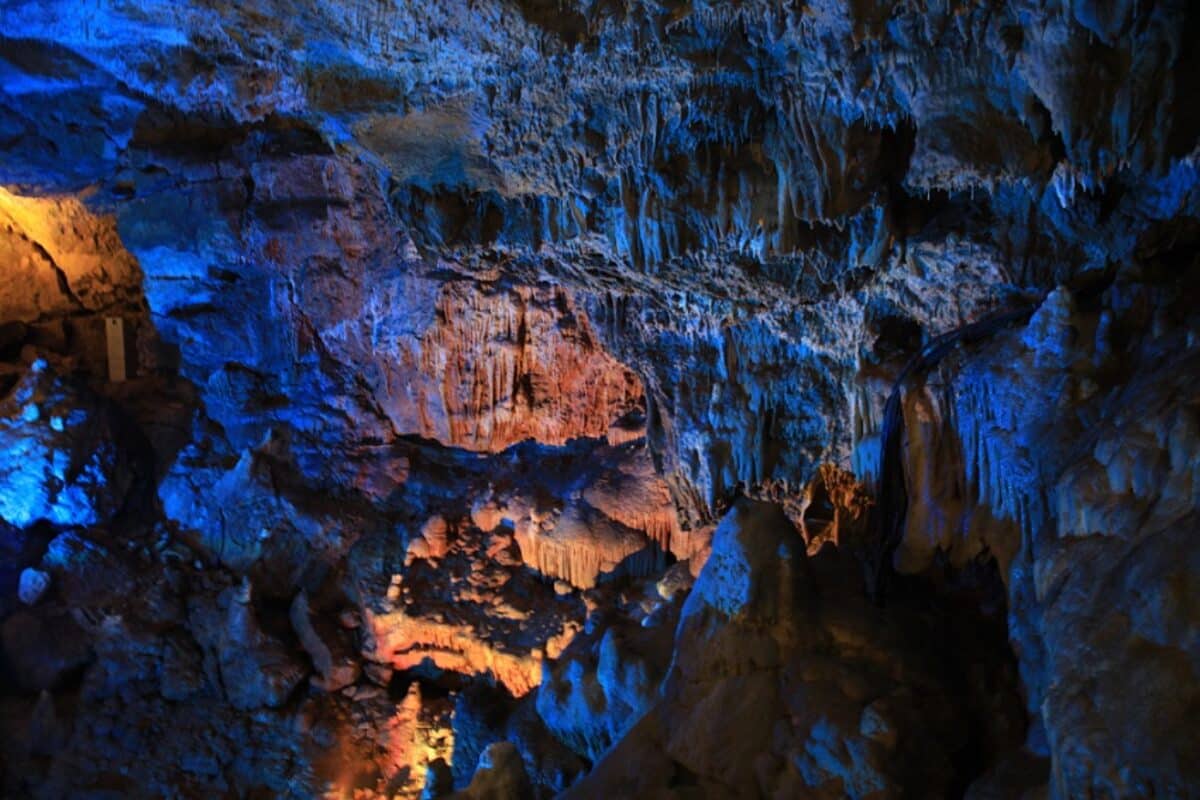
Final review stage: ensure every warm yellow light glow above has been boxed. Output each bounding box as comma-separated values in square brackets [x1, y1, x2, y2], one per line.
[322, 682, 456, 800]
[0, 186, 139, 299]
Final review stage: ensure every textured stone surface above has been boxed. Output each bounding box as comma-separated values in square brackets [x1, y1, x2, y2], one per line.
[565, 500, 1025, 798]
[16, 568, 49, 606]
[0, 0, 1196, 796]
[892, 282, 1200, 797]
[0, 360, 137, 529]
[536, 569, 683, 762]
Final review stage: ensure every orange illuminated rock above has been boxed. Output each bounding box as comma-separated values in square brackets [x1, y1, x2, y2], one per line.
[355, 517, 586, 699]
[674, 526, 715, 578]
[372, 282, 644, 452]
[406, 515, 453, 566]
[467, 442, 685, 590]
[469, 499, 505, 533]
[314, 682, 455, 800]
[581, 442, 680, 555]
[0, 188, 156, 374]
[377, 683, 455, 800]
[794, 463, 873, 555]
[513, 505, 656, 591]
[606, 409, 648, 446]
[0, 188, 143, 319]
[364, 605, 547, 697]
[420, 516, 452, 559]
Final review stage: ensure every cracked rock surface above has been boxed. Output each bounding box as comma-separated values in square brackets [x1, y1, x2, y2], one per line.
[0, 0, 1197, 797]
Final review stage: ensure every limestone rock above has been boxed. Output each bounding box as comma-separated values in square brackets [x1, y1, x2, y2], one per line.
[375, 282, 644, 452]
[565, 501, 1024, 798]
[513, 503, 654, 591]
[41, 531, 135, 609]
[892, 278, 1200, 796]
[187, 580, 308, 710]
[0, 361, 136, 529]
[0, 188, 154, 372]
[17, 568, 49, 606]
[450, 742, 534, 800]
[537, 576, 681, 761]
[290, 590, 360, 692]
[0, 0, 1196, 796]
[377, 683, 456, 799]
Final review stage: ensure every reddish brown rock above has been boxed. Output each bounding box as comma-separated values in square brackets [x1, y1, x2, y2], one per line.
[378, 282, 644, 452]
[512, 504, 652, 591]
[581, 442, 680, 555]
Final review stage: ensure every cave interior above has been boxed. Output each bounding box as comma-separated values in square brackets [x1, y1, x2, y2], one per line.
[0, 1, 1198, 798]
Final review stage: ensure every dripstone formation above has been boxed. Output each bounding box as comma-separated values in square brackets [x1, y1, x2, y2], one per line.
[0, 1, 1196, 798]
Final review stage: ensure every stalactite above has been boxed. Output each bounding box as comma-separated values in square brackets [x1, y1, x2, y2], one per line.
[405, 283, 643, 451]
[513, 508, 665, 590]
[366, 603, 550, 697]
[868, 302, 1040, 600]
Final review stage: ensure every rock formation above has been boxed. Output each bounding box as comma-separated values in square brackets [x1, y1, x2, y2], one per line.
[0, 0, 1196, 797]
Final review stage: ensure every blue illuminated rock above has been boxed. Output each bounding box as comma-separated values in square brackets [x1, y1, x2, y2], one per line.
[536, 573, 681, 761]
[0, 0, 1196, 797]
[186, 578, 309, 711]
[894, 284, 1200, 797]
[16, 567, 49, 605]
[563, 500, 1016, 798]
[449, 741, 533, 800]
[0, 361, 134, 530]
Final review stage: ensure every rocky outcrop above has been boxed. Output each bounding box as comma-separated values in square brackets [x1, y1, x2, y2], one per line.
[459, 438, 686, 591]
[369, 682, 456, 800]
[889, 281, 1200, 796]
[511, 503, 659, 592]
[536, 568, 686, 761]
[565, 500, 1026, 798]
[387, 282, 643, 452]
[290, 589, 360, 692]
[580, 439, 681, 555]
[16, 567, 49, 605]
[0, 0, 1196, 796]
[354, 512, 584, 698]
[116, 136, 646, 463]
[0, 359, 137, 529]
[188, 578, 309, 710]
[450, 681, 587, 796]
[158, 429, 360, 581]
[364, 603, 558, 699]
[0, 188, 153, 370]
[449, 741, 534, 800]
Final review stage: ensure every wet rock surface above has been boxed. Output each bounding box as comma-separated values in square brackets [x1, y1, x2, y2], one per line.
[0, 0, 1196, 797]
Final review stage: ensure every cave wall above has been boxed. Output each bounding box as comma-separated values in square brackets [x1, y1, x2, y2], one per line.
[0, 0, 1197, 798]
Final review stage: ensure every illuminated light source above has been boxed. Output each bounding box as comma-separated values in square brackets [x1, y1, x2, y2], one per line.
[325, 683, 456, 800]
[0, 185, 148, 379]
[0, 186, 115, 289]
